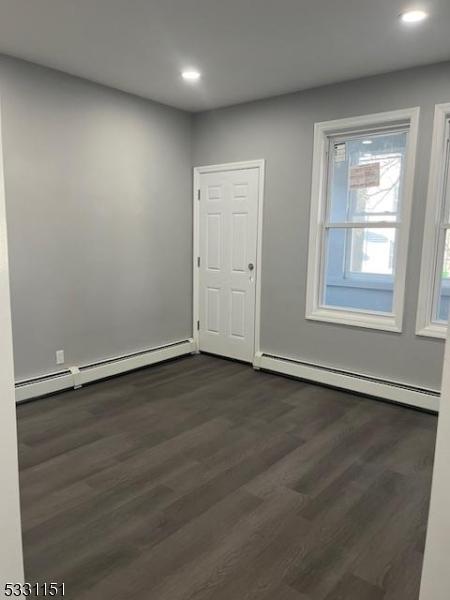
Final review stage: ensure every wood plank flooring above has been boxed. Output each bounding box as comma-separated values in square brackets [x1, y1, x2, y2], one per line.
[17, 354, 437, 599]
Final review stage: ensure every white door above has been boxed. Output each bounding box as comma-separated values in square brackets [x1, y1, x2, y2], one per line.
[198, 166, 260, 362]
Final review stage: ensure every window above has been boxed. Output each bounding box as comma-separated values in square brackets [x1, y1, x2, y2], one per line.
[417, 104, 450, 339]
[306, 108, 420, 331]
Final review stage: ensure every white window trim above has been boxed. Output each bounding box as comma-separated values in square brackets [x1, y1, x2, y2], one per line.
[416, 103, 450, 340]
[305, 107, 420, 332]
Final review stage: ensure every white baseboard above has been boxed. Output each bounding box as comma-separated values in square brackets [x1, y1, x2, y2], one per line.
[253, 352, 440, 412]
[16, 342, 439, 412]
[15, 339, 196, 403]
[15, 372, 74, 403]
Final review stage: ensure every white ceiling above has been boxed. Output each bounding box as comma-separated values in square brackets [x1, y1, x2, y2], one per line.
[0, 0, 449, 112]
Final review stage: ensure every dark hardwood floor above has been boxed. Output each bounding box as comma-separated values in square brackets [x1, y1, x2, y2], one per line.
[17, 354, 437, 599]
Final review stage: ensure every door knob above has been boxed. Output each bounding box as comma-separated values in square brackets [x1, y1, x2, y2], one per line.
[248, 263, 254, 271]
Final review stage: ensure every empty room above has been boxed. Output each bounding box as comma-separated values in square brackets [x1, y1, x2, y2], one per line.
[1, 1, 450, 599]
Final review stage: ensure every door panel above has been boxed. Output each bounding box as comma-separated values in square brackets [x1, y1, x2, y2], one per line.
[230, 289, 246, 338]
[231, 213, 247, 272]
[206, 287, 220, 333]
[198, 167, 259, 362]
[206, 214, 222, 270]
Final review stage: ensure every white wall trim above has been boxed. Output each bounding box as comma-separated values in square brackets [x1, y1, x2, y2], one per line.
[0, 97, 24, 583]
[420, 326, 450, 599]
[255, 352, 439, 412]
[305, 107, 420, 333]
[15, 339, 195, 403]
[193, 167, 201, 351]
[193, 159, 265, 358]
[416, 102, 450, 340]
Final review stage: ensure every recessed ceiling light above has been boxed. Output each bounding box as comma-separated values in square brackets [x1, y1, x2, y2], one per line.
[181, 70, 201, 82]
[400, 9, 428, 24]
[362, 140, 373, 145]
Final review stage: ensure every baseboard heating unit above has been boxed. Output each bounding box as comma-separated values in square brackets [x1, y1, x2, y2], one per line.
[15, 339, 195, 403]
[253, 352, 440, 412]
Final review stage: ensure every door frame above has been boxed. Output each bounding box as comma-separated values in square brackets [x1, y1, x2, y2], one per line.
[0, 102, 24, 583]
[193, 159, 265, 363]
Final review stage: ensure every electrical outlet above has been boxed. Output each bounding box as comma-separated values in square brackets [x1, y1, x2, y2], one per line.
[56, 349, 65, 365]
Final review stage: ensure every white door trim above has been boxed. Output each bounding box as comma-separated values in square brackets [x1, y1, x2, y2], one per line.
[0, 100, 24, 584]
[193, 160, 265, 361]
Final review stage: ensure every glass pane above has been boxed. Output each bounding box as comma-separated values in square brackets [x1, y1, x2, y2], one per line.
[322, 227, 395, 313]
[348, 228, 395, 276]
[435, 229, 450, 323]
[328, 130, 408, 223]
[443, 137, 450, 225]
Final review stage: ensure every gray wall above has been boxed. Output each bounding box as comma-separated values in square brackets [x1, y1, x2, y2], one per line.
[2, 55, 448, 390]
[193, 62, 450, 391]
[0, 56, 193, 381]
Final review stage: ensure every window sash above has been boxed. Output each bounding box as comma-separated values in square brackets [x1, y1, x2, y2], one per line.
[325, 137, 406, 226]
[330, 125, 409, 145]
[319, 225, 397, 309]
[323, 222, 400, 229]
[429, 122, 450, 326]
[306, 108, 419, 333]
[439, 132, 450, 226]
[416, 107, 450, 338]
[431, 224, 450, 324]
[440, 141, 450, 226]
[319, 128, 406, 314]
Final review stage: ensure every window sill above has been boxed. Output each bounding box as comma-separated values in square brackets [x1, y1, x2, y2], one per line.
[306, 307, 401, 333]
[416, 323, 447, 340]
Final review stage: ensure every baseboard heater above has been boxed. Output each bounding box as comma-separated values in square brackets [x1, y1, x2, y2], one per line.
[15, 339, 196, 403]
[254, 352, 440, 412]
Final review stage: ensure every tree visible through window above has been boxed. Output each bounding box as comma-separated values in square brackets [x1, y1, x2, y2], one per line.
[347, 150, 403, 277]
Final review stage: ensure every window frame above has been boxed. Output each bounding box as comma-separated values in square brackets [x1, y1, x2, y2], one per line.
[305, 107, 420, 332]
[416, 103, 450, 339]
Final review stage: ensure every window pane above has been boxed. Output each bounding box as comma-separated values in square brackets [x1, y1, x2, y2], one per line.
[443, 136, 450, 225]
[328, 130, 408, 223]
[348, 228, 395, 275]
[435, 229, 450, 323]
[322, 227, 395, 313]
